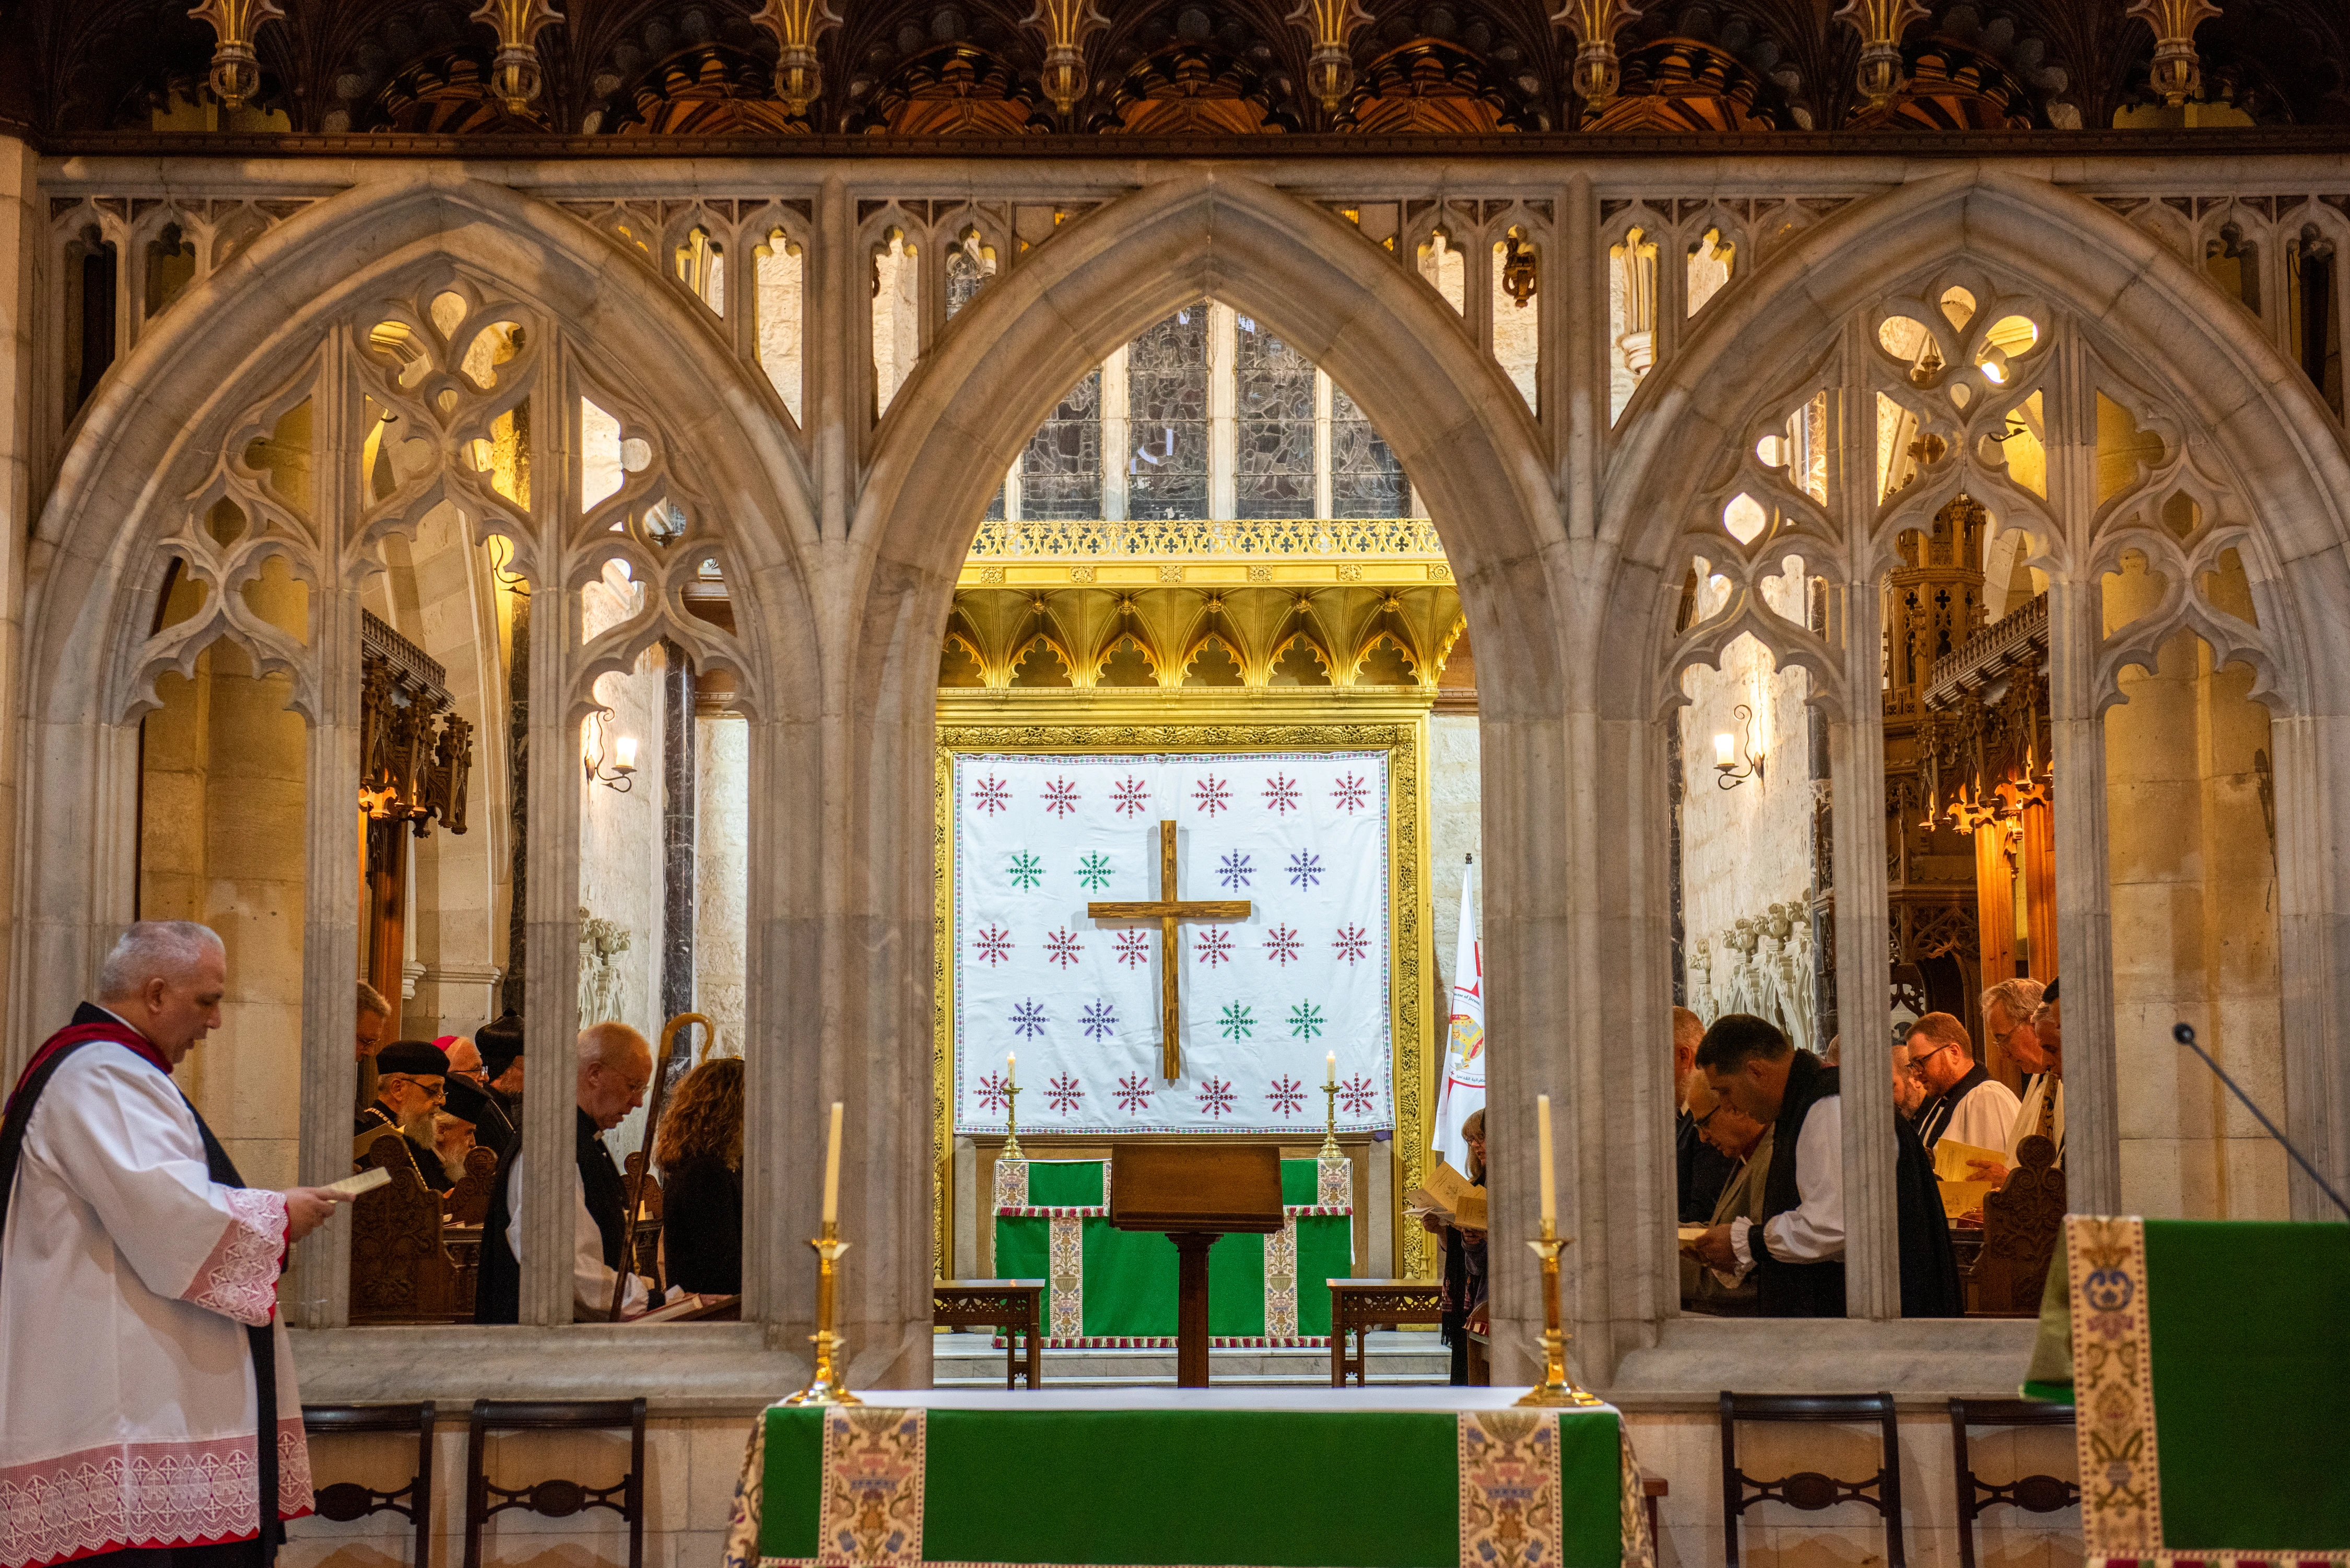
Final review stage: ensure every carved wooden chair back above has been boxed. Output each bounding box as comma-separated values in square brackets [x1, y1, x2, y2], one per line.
[463, 1398, 647, 1568]
[350, 1135, 463, 1323]
[1949, 1398, 2078, 1568]
[302, 1402, 437, 1568]
[1718, 1391, 1904, 1568]
[447, 1143, 500, 1225]
[1971, 1136, 2065, 1314]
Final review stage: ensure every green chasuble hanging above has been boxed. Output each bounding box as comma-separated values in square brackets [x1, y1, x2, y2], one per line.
[993, 1157, 1354, 1345]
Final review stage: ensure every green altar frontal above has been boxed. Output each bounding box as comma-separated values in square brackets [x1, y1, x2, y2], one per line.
[992, 1156, 1354, 1346]
[722, 1390, 1648, 1568]
[2062, 1216, 2350, 1566]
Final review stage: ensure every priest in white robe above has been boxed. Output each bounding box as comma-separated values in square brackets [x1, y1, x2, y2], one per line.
[0, 922, 349, 1568]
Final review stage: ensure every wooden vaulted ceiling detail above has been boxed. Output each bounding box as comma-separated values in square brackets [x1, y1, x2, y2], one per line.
[7, 0, 2350, 138]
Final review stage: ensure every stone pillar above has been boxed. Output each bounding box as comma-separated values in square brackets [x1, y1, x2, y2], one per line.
[0, 137, 36, 1062]
[661, 641, 696, 1029]
[1829, 582, 1898, 1317]
[518, 397, 584, 1329]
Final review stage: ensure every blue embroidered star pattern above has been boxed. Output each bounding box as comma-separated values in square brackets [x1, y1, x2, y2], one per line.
[1219, 851, 1253, 890]
[1287, 850, 1323, 889]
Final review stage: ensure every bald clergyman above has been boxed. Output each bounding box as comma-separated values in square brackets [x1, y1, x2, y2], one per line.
[0, 921, 352, 1568]
[475, 1022, 660, 1323]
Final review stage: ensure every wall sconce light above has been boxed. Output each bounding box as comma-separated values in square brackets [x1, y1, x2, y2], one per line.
[584, 711, 638, 793]
[1714, 703, 1765, 790]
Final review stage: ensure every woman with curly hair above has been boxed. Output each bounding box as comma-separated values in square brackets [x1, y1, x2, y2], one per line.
[654, 1056, 745, 1296]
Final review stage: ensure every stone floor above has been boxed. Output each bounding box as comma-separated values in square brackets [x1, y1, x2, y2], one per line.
[931, 1328, 1451, 1387]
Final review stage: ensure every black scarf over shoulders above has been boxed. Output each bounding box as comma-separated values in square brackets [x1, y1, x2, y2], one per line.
[1750, 1050, 1963, 1319]
[475, 1107, 630, 1323]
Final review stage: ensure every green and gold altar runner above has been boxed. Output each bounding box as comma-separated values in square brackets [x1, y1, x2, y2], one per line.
[2065, 1215, 2350, 1565]
[723, 1389, 1647, 1568]
[993, 1157, 1353, 1346]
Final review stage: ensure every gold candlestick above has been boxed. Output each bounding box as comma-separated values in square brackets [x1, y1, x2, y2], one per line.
[1001, 1075, 1025, 1162]
[785, 1222, 862, 1406]
[1516, 1220, 1603, 1407]
[1318, 1077, 1344, 1163]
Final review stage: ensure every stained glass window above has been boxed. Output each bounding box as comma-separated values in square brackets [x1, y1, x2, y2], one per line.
[1125, 303, 1209, 520]
[1019, 369, 1102, 519]
[1330, 382, 1404, 518]
[1236, 315, 1314, 518]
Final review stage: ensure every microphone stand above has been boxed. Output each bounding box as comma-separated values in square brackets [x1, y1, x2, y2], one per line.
[2173, 1022, 2350, 1220]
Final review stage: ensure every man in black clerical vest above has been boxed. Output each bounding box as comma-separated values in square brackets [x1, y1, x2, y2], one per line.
[1687, 1013, 1960, 1317]
[476, 1021, 656, 1323]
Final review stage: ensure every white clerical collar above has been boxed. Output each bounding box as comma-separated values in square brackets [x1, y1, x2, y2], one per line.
[95, 1004, 137, 1031]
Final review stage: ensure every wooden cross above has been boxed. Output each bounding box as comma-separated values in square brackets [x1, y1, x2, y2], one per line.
[1088, 819, 1250, 1080]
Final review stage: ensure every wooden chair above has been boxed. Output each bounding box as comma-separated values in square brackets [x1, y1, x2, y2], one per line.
[447, 1145, 500, 1225]
[303, 1402, 436, 1568]
[349, 1135, 465, 1323]
[1325, 1279, 1443, 1386]
[933, 1280, 1046, 1388]
[1969, 1135, 2065, 1315]
[1718, 1392, 1904, 1568]
[463, 1398, 645, 1568]
[1949, 1399, 2078, 1568]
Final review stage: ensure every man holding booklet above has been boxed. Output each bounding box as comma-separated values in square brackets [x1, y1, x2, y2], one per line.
[0, 921, 354, 1568]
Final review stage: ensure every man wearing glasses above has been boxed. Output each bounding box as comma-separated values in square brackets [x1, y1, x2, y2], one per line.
[1909, 1012, 2020, 1158]
[354, 1039, 456, 1194]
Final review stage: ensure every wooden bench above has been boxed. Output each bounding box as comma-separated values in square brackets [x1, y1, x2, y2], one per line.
[1325, 1279, 1444, 1387]
[934, 1279, 1046, 1388]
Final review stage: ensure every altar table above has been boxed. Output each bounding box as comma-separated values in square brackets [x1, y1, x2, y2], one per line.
[994, 1157, 1352, 1346]
[722, 1388, 1648, 1568]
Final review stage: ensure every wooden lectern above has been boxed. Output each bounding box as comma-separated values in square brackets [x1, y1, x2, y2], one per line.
[1108, 1143, 1285, 1388]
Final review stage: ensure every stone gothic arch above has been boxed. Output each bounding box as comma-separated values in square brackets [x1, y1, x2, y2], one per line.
[1599, 166, 2350, 1279]
[13, 171, 826, 1330]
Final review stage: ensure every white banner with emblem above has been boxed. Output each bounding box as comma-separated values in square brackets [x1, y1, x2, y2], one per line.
[951, 750, 1393, 1136]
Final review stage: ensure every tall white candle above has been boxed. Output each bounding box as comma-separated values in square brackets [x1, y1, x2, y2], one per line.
[821, 1101, 844, 1224]
[1537, 1094, 1556, 1227]
[1325, 1052, 1336, 1088]
[1007, 1052, 1016, 1085]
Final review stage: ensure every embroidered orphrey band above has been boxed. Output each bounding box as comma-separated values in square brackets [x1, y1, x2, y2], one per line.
[2067, 1216, 2160, 1555]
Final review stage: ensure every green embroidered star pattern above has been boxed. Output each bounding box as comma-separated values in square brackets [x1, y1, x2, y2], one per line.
[1008, 852, 1044, 890]
[1220, 1002, 1254, 1040]
[1288, 1000, 1325, 1039]
[1077, 852, 1114, 891]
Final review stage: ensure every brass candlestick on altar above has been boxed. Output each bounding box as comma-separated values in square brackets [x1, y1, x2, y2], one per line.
[1001, 1071, 1026, 1162]
[1318, 1076, 1343, 1163]
[785, 1221, 861, 1406]
[1515, 1219, 1603, 1408]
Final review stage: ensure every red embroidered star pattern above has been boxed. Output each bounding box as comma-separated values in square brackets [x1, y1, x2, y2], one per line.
[1192, 775, 1231, 815]
[1113, 930, 1152, 967]
[1266, 1076, 1306, 1117]
[1331, 773, 1369, 812]
[974, 925, 1014, 965]
[976, 1071, 1012, 1114]
[1196, 1078, 1238, 1119]
[1047, 1074, 1084, 1114]
[1043, 777, 1080, 816]
[974, 775, 1012, 815]
[1263, 773, 1300, 814]
[1264, 925, 1302, 966]
[1338, 1075, 1376, 1117]
[1044, 928, 1084, 967]
[1112, 775, 1151, 816]
[1332, 924, 1368, 963]
[1193, 926, 1233, 966]
[1114, 1075, 1155, 1114]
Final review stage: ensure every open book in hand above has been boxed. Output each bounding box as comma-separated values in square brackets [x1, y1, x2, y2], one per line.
[631, 1292, 742, 1324]
[1405, 1158, 1488, 1231]
[1932, 1137, 2007, 1219]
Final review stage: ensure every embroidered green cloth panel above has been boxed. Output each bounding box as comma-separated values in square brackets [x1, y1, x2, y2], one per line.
[754, 1405, 1628, 1567]
[2142, 1219, 2350, 1551]
[995, 1159, 1353, 1341]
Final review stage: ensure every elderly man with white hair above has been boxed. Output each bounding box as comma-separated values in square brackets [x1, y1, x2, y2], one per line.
[475, 1021, 661, 1323]
[0, 921, 351, 1568]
